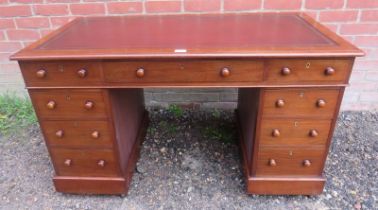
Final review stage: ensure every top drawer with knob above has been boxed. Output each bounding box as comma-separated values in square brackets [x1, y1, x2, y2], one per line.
[103, 60, 264, 85]
[29, 89, 108, 120]
[262, 88, 341, 119]
[266, 58, 353, 84]
[19, 61, 103, 87]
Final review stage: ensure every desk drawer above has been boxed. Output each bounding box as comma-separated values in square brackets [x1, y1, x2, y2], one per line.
[256, 147, 325, 176]
[103, 60, 264, 84]
[259, 119, 332, 146]
[50, 148, 120, 177]
[42, 121, 113, 148]
[29, 89, 108, 120]
[266, 58, 353, 84]
[262, 89, 340, 119]
[20, 61, 103, 87]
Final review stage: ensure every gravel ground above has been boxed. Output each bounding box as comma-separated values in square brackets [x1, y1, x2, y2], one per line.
[0, 109, 377, 210]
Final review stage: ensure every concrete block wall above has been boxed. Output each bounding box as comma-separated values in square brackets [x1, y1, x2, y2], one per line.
[0, 0, 377, 110]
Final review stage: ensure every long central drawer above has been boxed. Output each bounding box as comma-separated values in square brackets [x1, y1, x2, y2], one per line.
[103, 60, 264, 84]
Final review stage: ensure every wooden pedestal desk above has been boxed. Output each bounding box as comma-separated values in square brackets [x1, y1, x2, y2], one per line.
[11, 13, 363, 195]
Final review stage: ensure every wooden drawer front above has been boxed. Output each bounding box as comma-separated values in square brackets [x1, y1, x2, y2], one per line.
[266, 58, 353, 84]
[29, 89, 108, 120]
[42, 121, 113, 148]
[256, 148, 325, 176]
[103, 60, 264, 84]
[20, 61, 103, 87]
[50, 148, 120, 177]
[262, 89, 340, 119]
[259, 119, 332, 146]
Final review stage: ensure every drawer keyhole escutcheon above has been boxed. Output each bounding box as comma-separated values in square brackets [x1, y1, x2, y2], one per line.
[305, 62, 311, 69]
[58, 65, 64, 72]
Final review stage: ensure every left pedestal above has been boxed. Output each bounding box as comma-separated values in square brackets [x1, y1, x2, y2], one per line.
[28, 88, 148, 195]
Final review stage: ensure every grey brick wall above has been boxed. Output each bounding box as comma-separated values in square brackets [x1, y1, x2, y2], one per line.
[144, 88, 238, 109]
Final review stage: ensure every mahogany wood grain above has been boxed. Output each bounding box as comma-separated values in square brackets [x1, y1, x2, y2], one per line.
[108, 89, 145, 175]
[50, 148, 121, 177]
[237, 88, 260, 170]
[52, 110, 149, 195]
[41, 120, 113, 148]
[236, 110, 325, 195]
[53, 176, 127, 195]
[29, 89, 108, 120]
[262, 88, 341, 119]
[266, 58, 354, 84]
[247, 177, 325, 195]
[255, 147, 325, 176]
[19, 58, 354, 88]
[103, 60, 264, 84]
[20, 61, 103, 87]
[259, 119, 332, 146]
[9, 13, 364, 196]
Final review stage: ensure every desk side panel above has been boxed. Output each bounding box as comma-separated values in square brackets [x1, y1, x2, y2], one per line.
[237, 88, 260, 174]
[109, 89, 145, 175]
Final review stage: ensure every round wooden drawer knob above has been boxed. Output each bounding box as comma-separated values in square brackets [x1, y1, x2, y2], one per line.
[220, 67, 231, 77]
[136, 68, 145, 78]
[55, 130, 64, 138]
[325, 67, 335, 76]
[303, 160, 311, 167]
[272, 129, 280, 137]
[276, 99, 285, 108]
[84, 101, 94, 110]
[36, 69, 46, 78]
[91, 131, 100, 139]
[268, 159, 277, 167]
[77, 69, 87, 78]
[64, 159, 72, 166]
[98, 160, 106, 167]
[309, 129, 318, 137]
[316, 99, 326, 108]
[281, 67, 291, 76]
[46, 101, 56, 109]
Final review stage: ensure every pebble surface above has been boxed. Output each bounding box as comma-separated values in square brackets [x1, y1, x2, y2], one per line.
[0, 110, 376, 210]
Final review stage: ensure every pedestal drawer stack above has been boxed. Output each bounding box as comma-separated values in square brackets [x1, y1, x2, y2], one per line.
[239, 58, 353, 195]
[255, 88, 342, 177]
[21, 61, 146, 194]
[29, 89, 121, 178]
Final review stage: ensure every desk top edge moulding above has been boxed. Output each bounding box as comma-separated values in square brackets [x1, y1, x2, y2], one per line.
[10, 12, 364, 61]
[11, 12, 364, 196]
